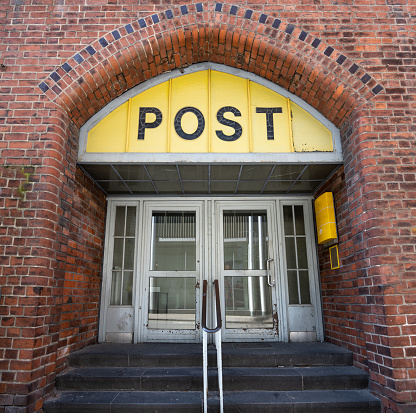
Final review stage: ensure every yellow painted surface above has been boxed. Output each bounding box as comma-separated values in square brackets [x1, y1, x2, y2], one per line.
[129, 82, 169, 153]
[170, 71, 209, 153]
[291, 102, 333, 152]
[210, 71, 250, 153]
[250, 81, 291, 153]
[315, 192, 337, 245]
[87, 101, 128, 153]
[86, 70, 334, 154]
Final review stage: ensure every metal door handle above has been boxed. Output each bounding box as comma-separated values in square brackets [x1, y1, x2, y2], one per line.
[267, 258, 275, 287]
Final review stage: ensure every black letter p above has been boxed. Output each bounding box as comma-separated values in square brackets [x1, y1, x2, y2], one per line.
[138, 107, 163, 140]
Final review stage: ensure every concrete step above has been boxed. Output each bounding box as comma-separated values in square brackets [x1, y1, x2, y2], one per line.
[44, 389, 381, 413]
[69, 341, 353, 368]
[44, 343, 381, 413]
[56, 365, 369, 392]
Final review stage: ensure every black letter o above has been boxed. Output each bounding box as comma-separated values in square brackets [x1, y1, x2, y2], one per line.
[174, 107, 205, 140]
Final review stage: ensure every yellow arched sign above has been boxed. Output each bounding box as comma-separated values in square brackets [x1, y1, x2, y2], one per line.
[86, 70, 333, 154]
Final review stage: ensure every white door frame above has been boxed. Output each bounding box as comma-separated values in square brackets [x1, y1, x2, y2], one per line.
[98, 196, 323, 343]
[98, 200, 142, 343]
[277, 199, 324, 342]
[214, 200, 280, 342]
[140, 200, 204, 343]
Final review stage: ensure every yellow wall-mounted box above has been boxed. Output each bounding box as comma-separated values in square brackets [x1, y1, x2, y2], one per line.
[315, 192, 338, 245]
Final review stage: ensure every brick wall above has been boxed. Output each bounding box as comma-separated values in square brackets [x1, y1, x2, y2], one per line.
[1, 1, 415, 412]
[317, 106, 416, 412]
[0, 106, 106, 411]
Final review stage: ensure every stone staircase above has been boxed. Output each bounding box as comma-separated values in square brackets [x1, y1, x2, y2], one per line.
[44, 341, 381, 412]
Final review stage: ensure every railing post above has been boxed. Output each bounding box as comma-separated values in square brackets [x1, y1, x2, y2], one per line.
[215, 330, 223, 413]
[203, 329, 208, 413]
[201, 280, 223, 413]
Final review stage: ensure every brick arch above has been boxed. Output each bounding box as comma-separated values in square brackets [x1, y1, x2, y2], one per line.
[37, 2, 383, 129]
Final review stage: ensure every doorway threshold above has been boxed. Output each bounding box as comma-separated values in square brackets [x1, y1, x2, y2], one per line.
[69, 341, 352, 368]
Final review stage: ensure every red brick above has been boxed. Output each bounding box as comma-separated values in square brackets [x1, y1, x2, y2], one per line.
[1, 3, 415, 413]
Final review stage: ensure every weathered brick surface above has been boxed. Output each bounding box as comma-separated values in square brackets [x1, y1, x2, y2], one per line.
[1, 1, 415, 412]
[318, 108, 416, 413]
[0, 106, 106, 412]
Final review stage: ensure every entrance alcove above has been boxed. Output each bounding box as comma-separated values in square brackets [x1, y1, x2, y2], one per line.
[18, 2, 403, 411]
[39, 6, 381, 349]
[72, 63, 343, 344]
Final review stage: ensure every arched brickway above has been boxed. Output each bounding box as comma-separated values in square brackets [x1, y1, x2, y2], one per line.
[37, 2, 383, 130]
[28, 4, 416, 413]
[34, 3, 388, 376]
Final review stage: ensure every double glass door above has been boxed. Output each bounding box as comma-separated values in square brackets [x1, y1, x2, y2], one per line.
[99, 198, 322, 343]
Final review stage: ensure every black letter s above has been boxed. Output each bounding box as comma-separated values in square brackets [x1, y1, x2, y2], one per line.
[216, 106, 242, 142]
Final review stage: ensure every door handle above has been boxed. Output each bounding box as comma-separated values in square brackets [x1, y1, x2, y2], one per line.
[267, 258, 275, 287]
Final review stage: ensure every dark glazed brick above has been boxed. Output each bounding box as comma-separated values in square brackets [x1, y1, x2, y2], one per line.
[349, 63, 359, 73]
[38, 82, 49, 93]
[196, 3, 203, 12]
[99, 38, 108, 47]
[372, 84, 383, 94]
[272, 19, 281, 29]
[180, 5, 188, 14]
[112, 30, 121, 40]
[361, 74, 371, 84]
[125, 24, 133, 34]
[74, 53, 83, 64]
[230, 5, 238, 15]
[286, 24, 295, 34]
[244, 10, 253, 19]
[259, 14, 267, 23]
[62, 62, 72, 73]
[138, 18, 146, 28]
[299, 30, 307, 41]
[215, 3, 222, 12]
[165, 10, 173, 19]
[311, 38, 321, 48]
[336, 55, 346, 65]
[50, 72, 60, 82]
[324, 46, 334, 56]
[151, 14, 159, 24]
[86, 45, 96, 55]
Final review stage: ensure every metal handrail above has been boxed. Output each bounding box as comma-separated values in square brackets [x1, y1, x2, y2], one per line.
[202, 280, 222, 333]
[201, 279, 223, 413]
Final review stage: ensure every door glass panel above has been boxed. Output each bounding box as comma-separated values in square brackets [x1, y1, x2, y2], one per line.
[110, 271, 122, 305]
[148, 277, 196, 329]
[283, 205, 311, 305]
[296, 237, 308, 269]
[285, 237, 296, 269]
[287, 270, 299, 305]
[283, 206, 294, 235]
[223, 211, 268, 270]
[224, 276, 273, 328]
[111, 270, 134, 306]
[124, 238, 135, 270]
[299, 270, 311, 304]
[126, 206, 137, 236]
[114, 207, 125, 236]
[122, 271, 133, 305]
[151, 212, 196, 271]
[110, 206, 136, 306]
[294, 205, 305, 235]
[113, 238, 123, 268]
